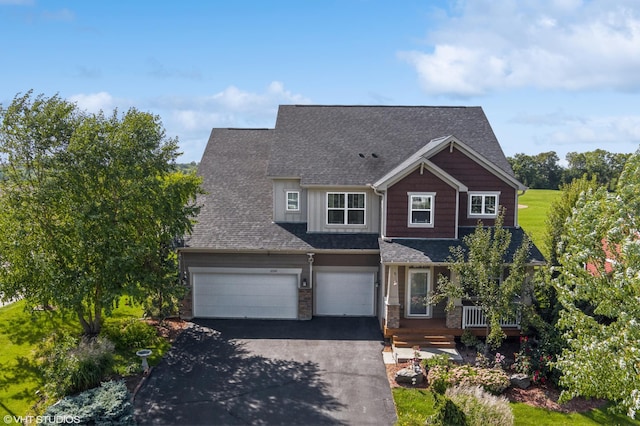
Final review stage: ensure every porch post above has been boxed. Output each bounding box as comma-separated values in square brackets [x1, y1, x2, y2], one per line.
[385, 265, 401, 329]
[446, 270, 463, 329]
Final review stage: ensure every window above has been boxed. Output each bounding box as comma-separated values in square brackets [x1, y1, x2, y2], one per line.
[469, 192, 499, 217]
[327, 192, 365, 225]
[408, 193, 435, 227]
[286, 191, 299, 211]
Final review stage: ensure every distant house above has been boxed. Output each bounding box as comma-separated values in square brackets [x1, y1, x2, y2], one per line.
[178, 105, 545, 346]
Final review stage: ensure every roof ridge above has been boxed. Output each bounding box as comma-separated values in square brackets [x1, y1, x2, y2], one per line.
[287, 105, 480, 108]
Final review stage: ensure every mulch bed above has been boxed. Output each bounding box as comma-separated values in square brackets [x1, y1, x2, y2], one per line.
[124, 318, 189, 395]
[385, 343, 606, 413]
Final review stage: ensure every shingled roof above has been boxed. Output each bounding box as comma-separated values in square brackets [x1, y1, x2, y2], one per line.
[186, 127, 379, 251]
[187, 105, 520, 252]
[379, 227, 546, 265]
[268, 105, 513, 186]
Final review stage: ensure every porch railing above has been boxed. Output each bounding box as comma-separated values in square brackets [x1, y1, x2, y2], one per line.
[462, 306, 520, 329]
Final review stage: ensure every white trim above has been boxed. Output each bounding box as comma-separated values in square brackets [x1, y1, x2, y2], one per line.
[468, 191, 500, 218]
[285, 190, 300, 211]
[189, 266, 303, 276]
[406, 268, 433, 318]
[326, 191, 367, 226]
[407, 192, 436, 228]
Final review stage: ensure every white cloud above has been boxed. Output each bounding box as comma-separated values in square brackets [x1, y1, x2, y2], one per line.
[68, 92, 132, 114]
[549, 115, 640, 147]
[167, 81, 311, 131]
[154, 82, 311, 161]
[401, 0, 640, 96]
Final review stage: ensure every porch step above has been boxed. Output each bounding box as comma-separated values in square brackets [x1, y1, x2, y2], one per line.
[392, 334, 456, 349]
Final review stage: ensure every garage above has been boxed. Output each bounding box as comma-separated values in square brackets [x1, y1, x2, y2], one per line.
[315, 269, 376, 316]
[190, 268, 300, 319]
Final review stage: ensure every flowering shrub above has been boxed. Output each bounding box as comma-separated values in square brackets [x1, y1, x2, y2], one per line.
[511, 335, 556, 386]
[427, 364, 510, 394]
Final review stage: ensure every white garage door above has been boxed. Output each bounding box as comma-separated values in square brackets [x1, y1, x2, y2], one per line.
[315, 271, 375, 316]
[192, 270, 299, 319]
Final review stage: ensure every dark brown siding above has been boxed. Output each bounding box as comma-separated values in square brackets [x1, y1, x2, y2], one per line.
[386, 168, 457, 238]
[430, 147, 517, 227]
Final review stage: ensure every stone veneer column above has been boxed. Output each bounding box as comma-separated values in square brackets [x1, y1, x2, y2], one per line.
[385, 265, 401, 329]
[446, 305, 462, 329]
[445, 270, 462, 329]
[180, 288, 193, 319]
[298, 288, 313, 320]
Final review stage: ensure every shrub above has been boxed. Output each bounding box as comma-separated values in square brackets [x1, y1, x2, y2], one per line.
[427, 394, 467, 425]
[461, 330, 480, 349]
[42, 380, 135, 426]
[511, 335, 558, 386]
[427, 364, 510, 395]
[445, 385, 514, 426]
[422, 353, 454, 371]
[103, 318, 159, 350]
[36, 332, 115, 398]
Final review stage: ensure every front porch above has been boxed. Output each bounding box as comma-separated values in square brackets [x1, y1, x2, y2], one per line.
[384, 316, 522, 341]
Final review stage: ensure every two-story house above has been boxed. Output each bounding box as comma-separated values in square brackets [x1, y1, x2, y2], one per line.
[178, 105, 545, 346]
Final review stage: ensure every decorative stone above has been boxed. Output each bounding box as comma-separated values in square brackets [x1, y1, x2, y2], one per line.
[395, 367, 424, 385]
[510, 373, 531, 389]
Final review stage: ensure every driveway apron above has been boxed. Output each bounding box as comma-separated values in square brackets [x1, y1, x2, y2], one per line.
[134, 317, 397, 425]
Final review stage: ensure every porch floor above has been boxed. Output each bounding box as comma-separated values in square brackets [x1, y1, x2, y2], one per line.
[384, 318, 522, 338]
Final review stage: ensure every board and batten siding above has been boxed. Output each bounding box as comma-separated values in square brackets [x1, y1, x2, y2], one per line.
[272, 179, 307, 223]
[306, 187, 380, 233]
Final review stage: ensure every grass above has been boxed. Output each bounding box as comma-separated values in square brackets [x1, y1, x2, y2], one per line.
[518, 189, 561, 259]
[393, 388, 640, 426]
[0, 298, 166, 419]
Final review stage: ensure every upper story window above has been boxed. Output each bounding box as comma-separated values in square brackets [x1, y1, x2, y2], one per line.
[327, 192, 365, 225]
[469, 192, 499, 217]
[286, 191, 299, 211]
[408, 193, 435, 227]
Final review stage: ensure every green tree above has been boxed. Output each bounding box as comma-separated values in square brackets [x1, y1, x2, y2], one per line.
[545, 175, 599, 265]
[554, 149, 640, 418]
[563, 149, 631, 190]
[432, 210, 533, 352]
[508, 151, 562, 189]
[0, 92, 202, 334]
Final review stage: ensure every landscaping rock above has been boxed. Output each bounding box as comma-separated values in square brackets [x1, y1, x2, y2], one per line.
[510, 373, 531, 389]
[395, 367, 423, 385]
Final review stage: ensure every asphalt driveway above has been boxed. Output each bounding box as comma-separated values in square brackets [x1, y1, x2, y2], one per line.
[134, 317, 397, 425]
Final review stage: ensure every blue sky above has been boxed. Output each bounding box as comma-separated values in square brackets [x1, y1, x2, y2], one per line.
[1, 0, 639, 163]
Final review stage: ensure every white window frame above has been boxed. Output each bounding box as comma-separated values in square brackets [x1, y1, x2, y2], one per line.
[407, 192, 435, 228]
[286, 191, 300, 211]
[468, 192, 500, 218]
[406, 268, 432, 317]
[326, 192, 366, 226]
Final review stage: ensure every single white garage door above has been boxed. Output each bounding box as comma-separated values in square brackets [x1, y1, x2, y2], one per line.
[192, 270, 299, 319]
[315, 271, 375, 316]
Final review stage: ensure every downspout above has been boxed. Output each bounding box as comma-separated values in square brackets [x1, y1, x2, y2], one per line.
[368, 184, 385, 239]
[516, 188, 527, 228]
[306, 253, 315, 288]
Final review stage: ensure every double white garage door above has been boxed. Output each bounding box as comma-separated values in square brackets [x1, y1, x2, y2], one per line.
[191, 267, 375, 319]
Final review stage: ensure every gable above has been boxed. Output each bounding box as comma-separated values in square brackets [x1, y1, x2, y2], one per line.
[268, 105, 515, 186]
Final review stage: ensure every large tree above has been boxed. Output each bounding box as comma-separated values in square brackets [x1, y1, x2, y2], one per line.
[554, 149, 640, 418]
[432, 210, 533, 352]
[0, 92, 202, 334]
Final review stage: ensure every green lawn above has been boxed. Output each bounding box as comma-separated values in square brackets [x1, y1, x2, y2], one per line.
[0, 298, 163, 419]
[393, 388, 640, 426]
[518, 189, 561, 259]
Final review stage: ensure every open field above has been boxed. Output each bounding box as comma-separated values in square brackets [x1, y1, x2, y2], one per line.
[518, 189, 561, 260]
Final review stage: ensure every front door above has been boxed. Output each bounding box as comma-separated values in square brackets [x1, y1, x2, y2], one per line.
[407, 269, 432, 317]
